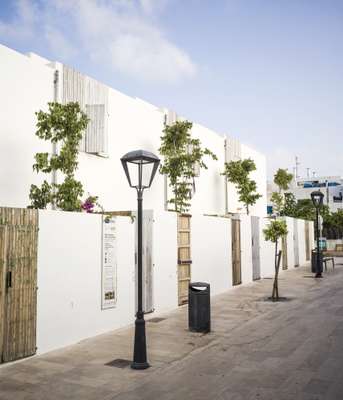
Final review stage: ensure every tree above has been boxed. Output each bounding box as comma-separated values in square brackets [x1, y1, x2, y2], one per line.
[323, 209, 343, 239]
[282, 198, 330, 221]
[223, 158, 262, 215]
[29, 102, 89, 211]
[279, 192, 297, 217]
[263, 219, 288, 301]
[270, 192, 284, 216]
[159, 120, 217, 213]
[270, 168, 293, 216]
[274, 168, 293, 193]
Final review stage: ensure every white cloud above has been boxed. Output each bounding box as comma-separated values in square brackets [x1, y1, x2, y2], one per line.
[0, 0, 196, 84]
[44, 26, 75, 60]
[0, 0, 37, 40]
[139, 0, 170, 15]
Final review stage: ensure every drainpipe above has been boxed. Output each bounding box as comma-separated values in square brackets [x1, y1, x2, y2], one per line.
[52, 70, 59, 210]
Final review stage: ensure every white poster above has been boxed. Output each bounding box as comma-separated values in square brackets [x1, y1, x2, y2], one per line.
[101, 216, 117, 309]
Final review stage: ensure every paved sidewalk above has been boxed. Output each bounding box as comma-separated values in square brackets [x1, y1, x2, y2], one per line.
[1, 263, 343, 400]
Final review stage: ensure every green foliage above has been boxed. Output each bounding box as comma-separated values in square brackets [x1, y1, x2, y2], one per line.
[223, 158, 262, 215]
[324, 209, 343, 229]
[281, 198, 330, 221]
[281, 192, 297, 216]
[270, 168, 294, 216]
[263, 219, 288, 243]
[29, 102, 89, 211]
[270, 192, 284, 215]
[274, 168, 293, 192]
[159, 120, 217, 213]
[29, 180, 54, 209]
[54, 176, 84, 211]
[263, 218, 288, 301]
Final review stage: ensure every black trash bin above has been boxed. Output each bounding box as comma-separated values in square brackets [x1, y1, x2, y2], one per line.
[311, 249, 323, 274]
[188, 282, 210, 333]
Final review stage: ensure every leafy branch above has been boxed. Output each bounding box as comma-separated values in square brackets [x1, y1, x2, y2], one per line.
[159, 120, 217, 213]
[29, 102, 89, 211]
[222, 158, 261, 215]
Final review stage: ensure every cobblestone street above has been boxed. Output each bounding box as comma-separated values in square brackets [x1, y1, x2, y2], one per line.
[1, 263, 343, 400]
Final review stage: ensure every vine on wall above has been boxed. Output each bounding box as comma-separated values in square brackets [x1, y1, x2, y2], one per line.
[159, 120, 217, 213]
[29, 102, 89, 211]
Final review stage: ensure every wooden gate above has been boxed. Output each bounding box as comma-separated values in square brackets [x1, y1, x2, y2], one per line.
[251, 216, 261, 280]
[177, 214, 191, 306]
[0, 207, 38, 363]
[305, 221, 310, 261]
[282, 235, 288, 270]
[293, 219, 300, 267]
[231, 218, 242, 286]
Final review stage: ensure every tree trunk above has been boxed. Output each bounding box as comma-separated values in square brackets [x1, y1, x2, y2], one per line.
[272, 240, 282, 301]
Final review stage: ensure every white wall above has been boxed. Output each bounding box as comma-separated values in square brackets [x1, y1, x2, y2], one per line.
[76, 89, 166, 213]
[36, 208, 313, 355]
[260, 218, 276, 277]
[285, 217, 295, 269]
[240, 214, 253, 284]
[0, 44, 267, 218]
[153, 211, 178, 312]
[190, 125, 227, 216]
[192, 215, 232, 294]
[309, 220, 315, 253]
[226, 145, 267, 217]
[240, 144, 267, 217]
[0, 45, 54, 208]
[297, 219, 307, 266]
[37, 210, 136, 354]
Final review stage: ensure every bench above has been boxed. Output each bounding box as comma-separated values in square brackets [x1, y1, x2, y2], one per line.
[323, 257, 335, 271]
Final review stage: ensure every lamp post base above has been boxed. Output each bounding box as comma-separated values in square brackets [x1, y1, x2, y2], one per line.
[131, 361, 150, 370]
[131, 313, 150, 370]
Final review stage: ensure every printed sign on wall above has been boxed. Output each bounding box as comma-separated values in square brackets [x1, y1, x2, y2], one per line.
[102, 216, 117, 309]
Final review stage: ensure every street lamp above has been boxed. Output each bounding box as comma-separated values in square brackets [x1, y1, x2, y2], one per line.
[121, 150, 160, 370]
[311, 190, 324, 278]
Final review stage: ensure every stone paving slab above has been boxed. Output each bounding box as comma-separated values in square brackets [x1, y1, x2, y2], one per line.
[1, 263, 343, 399]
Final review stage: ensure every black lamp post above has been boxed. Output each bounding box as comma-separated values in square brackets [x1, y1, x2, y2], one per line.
[121, 150, 160, 370]
[311, 190, 324, 278]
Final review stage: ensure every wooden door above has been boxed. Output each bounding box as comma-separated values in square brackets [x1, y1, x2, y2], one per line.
[177, 214, 191, 306]
[305, 221, 310, 261]
[232, 219, 241, 286]
[135, 210, 154, 314]
[282, 235, 288, 270]
[293, 219, 300, 267]
[0, 208, 38, 363]
[251, 216, 261, 280]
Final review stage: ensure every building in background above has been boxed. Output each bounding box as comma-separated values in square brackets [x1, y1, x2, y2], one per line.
[268, 174, 343, 214]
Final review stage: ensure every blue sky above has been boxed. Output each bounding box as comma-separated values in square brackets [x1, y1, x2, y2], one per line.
[0, 0, 342, 178]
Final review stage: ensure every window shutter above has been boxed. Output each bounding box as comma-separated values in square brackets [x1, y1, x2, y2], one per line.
[62, 65, 109, 156]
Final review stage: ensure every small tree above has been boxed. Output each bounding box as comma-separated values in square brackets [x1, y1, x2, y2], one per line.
[29, 102, 89, 211]
[223, 158, 262, 215]
[274, 168, 293, 193]
[281, 192, 297, 217]
[263, 219, 288, 301]
[270, 192, 284, 215]
[270, 168, 293, 216]
[159, 120, 217, 213]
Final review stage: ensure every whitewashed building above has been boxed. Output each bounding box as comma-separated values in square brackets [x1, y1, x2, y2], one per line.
[0, 44, 314, 359]
[0, 43, 267, 217]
